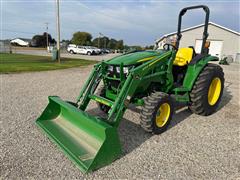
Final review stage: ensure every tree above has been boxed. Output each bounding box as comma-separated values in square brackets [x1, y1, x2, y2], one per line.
[61, 39, 71, 44]
[92, 36, 109, 48]
[107, 38, 118, 49]
[31, 32, 55, 47]
[51, 38, 56, 45]
[128, 45, 143, 51]
[31, 35, 44, 47]
[115, 40, 124, 50]
[71, 31, 92, 46]
[144, 45, 154, 50]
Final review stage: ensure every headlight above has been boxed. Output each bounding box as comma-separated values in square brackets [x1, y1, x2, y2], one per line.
[116, 66, 129, 74]
[108, 65, 113, 72]
[123, 67, 129, 74]
[116, 67, 120, 73]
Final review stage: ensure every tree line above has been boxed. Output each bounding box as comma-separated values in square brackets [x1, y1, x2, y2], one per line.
[70, 31, 124, 50]
[28, 31, 154, 50]
[69, 31, 154, 50]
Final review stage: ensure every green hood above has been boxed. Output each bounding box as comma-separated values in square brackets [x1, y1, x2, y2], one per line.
[106, 50, 164, 66]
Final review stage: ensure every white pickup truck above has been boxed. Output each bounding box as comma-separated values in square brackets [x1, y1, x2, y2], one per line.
[67, 44, 94, 55]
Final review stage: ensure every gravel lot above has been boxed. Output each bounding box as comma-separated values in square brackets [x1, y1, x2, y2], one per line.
[1, 63, 239, 179]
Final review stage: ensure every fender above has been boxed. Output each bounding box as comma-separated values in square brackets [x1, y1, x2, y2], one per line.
[182, 55, 219, 91]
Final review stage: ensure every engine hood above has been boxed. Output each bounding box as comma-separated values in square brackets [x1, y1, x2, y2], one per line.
[106, 50, 165, 66]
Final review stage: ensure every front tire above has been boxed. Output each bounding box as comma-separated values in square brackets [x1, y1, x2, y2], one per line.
[140, 92, 173, 134]
[87, 51, 91, 56]
[189, 63, 224, 116]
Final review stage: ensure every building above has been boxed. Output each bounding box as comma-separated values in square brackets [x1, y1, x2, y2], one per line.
[10, 38, 31, 46]
[156, 22, 240, 63]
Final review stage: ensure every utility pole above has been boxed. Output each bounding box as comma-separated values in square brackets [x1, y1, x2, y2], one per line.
[45, 22, 49, 52]
[56, 0, 61, 63]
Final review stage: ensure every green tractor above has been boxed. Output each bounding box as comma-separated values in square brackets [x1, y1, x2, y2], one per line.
[36, 5, 224, 173]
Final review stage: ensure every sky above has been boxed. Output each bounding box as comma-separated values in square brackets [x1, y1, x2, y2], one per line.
[1, 0, 239, 46]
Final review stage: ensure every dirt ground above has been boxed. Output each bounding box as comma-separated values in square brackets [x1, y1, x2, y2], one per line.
[1, 63, 239, 179]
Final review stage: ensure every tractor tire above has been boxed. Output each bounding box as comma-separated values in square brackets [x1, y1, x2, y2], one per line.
[189, 63, 224, 116]
[96, 86, 110, 114]
[140, 92, 173, 134]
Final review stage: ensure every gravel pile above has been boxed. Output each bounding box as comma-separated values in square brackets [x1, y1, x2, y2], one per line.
[1, 64, 239, 179]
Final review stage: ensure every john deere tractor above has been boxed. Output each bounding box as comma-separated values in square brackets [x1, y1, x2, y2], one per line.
[36, 5, 224, 173]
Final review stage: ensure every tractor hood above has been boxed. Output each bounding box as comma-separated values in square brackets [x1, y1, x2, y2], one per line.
[106, 50, 165, 66]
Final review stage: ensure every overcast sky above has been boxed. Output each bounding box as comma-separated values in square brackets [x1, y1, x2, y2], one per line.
[1, 0, 239, 46]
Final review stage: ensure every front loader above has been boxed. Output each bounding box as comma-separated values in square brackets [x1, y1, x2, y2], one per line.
[36, 5, 224, 173]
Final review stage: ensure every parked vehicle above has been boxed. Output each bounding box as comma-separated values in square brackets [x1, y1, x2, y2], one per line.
[101, 48, 110, 54]
[86, 46, 101, 55]
[67, 45, 94, 55]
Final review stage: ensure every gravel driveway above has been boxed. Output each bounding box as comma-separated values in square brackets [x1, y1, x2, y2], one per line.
[1, 64, 239, 179]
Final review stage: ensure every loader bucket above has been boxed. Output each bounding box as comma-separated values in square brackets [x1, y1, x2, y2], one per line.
[36, 96, 121, 173]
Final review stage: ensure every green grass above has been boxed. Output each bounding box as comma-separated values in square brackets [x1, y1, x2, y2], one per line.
[0, 53, 98, 73]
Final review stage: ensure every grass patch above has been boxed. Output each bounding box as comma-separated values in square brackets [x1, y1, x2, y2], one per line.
[0, 53, 98, 73]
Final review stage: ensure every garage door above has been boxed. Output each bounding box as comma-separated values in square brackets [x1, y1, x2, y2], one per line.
[195, 40, 223, 58]
[235, 53, 240, 63]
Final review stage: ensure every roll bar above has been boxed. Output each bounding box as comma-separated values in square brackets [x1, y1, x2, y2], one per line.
[175, 5, 210, 54]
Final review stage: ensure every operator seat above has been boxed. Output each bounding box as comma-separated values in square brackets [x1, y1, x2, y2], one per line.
[173, 47, 194, 66]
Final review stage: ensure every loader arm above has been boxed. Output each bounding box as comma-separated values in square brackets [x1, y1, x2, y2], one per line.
[35, 50, 174, 173]
[75, 51, 174, 127]
[108, 51, 174, 127]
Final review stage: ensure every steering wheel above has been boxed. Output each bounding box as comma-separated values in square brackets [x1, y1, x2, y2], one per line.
[163, 43, 177, 51]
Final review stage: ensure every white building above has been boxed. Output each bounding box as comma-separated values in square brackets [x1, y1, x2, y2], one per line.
[156, 22, 240, 63]
[10, 38, 31, 46]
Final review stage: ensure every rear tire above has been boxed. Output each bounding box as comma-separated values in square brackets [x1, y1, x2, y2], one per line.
[87, 51, 91, 56]
[96, 86, 110, 114]
[189, 63, 224, 116]
[140, 92, 173, 134]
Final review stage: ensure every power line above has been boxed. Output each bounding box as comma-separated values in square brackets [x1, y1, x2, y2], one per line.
[0, 29, 37, 35]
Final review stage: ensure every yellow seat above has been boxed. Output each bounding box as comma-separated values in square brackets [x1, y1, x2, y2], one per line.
[173, 48, 194, 66]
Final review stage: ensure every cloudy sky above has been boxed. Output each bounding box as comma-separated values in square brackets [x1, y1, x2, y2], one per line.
[1, 0, 239, 46]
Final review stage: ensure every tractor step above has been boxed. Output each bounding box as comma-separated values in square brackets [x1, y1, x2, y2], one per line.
[171, 87, 190, 102]
[173, 86, 189, 93]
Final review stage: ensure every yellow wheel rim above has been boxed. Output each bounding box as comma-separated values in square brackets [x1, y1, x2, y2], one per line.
[156, 103, 171, 127]
[208, 77, 221, 106]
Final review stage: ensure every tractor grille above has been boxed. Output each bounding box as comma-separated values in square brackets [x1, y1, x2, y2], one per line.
[106, 65, 132, 90]
[107, 67, 122, 78]
[108, 79, 120, 89]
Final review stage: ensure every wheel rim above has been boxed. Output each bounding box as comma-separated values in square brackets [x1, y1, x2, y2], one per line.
[208, 77, 221, 106]
[156, 103, 171, 127]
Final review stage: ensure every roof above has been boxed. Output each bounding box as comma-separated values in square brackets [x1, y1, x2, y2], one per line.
[11, 38, 32, 42]
[156, 22, 240, 43]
